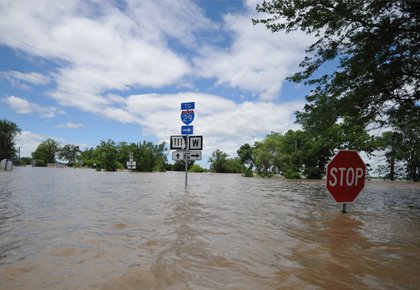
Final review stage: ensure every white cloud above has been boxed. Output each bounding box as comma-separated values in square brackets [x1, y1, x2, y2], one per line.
[14, 131, 64, 157]
[123, 92, 304, 156]
[0, 0, 207, 94]
[0, 71, 50, 89]
[3, 96, 65, 118]
[0, 0, 311, 159]
[193, 6, 311, 101]
[55, 122, 85, 129]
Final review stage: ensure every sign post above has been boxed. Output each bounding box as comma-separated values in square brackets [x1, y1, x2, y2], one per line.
[184, 138, 188, 187]
[170, 102, 204, 187]
[326, 150, 366, 213]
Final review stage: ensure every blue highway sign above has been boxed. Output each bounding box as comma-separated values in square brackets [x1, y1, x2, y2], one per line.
[181, 126, 193, 135]
[181, 102, 195, 110]
[181, 110, 195, 125]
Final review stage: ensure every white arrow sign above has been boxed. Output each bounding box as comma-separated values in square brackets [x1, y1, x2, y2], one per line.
[172, 151, 184, 161]
[188, 151, 202, 161]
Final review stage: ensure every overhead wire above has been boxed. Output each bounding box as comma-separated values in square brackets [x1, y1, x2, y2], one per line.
[0, 31, 135, 92]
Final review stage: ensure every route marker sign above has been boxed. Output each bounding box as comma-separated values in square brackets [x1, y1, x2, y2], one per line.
[172, 151, 184, 161]
[189, 136, 203, 150]
[188, 151, 202, 161]
[181, 125, 193, 135]
[170, 135, 187, 150]
[181, 102, 195, 110]
[326, 150, 366, 205]
[181, 110, 194, 125]
[171, 101, 202, 187]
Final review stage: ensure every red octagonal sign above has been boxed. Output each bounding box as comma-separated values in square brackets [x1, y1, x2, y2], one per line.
[326, 150, 366, 203]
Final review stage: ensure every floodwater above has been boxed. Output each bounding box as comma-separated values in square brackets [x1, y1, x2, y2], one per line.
[0, 167, 419, 290]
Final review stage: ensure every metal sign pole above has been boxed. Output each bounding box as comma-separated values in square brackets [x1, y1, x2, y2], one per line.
[342, 203, 347, 213]
[185, 135, 189, 187]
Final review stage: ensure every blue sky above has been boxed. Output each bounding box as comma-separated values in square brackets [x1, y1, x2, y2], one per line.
[0, 0, 317, 165]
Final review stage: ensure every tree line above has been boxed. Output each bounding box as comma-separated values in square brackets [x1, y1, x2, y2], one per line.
[28, 138, 168, 172]
[209, 125, 419, 181]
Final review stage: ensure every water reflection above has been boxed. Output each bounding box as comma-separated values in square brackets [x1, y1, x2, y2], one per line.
[0, 168, 419, 289]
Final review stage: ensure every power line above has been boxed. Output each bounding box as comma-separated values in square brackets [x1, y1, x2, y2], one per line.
[0, 31, 135, 91]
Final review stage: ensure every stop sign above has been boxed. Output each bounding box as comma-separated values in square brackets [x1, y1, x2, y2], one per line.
[326, 150, 366, 203]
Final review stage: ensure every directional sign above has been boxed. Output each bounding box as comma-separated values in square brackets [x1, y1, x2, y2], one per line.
[189, 136, 203, 150]
[188, 151, 202, 161]
[172, 151, 184, 161]
[181, 102, 195, 110]
[170, 135, 187, 149]
[326, 150, 366, 203]
[126, 161, 136, 168]
[181, 110, 195, 125]
[181, 125, 193, 135]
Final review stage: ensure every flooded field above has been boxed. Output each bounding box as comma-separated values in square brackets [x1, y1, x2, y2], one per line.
[1, 167, 419, 289]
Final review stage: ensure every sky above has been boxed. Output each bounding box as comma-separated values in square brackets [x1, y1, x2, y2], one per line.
[1, 0, 320, 167]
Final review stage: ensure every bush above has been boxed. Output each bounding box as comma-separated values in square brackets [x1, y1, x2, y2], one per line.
[189, 164, 207, 173]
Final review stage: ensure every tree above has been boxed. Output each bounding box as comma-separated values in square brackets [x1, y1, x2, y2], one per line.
[58, 144, 81, 166]
[208, 149, 240, 173]
[95, 139, 119, 171]
[78, 147, 98, 168]
[209, 149, 229, 173]
[379, 102, 420, 181]
[254, 1, 419, 126]
[170, 160, 195, 171]
[0, 119, 21, 160]
[135, 141, 167, 172]
[189, 164, 207, 173]
[32, 139, 60, 166]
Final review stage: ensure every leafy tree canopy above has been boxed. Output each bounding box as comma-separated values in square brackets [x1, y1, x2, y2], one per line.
[254, 0, 419, 125]
[0, 119, 21, 160]
[31, 139, 60, 165]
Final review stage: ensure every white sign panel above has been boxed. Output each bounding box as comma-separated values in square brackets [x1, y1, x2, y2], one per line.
[188, 151, 202, 161]
[172, 151, 185, 161]
[189, 136, 203, 150]
[126, 161, 136, 169]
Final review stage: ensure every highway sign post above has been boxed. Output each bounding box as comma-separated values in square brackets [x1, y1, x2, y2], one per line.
[126, 152, 136, 170]
[172, 102, 203, 187]
[326, 150, 366, 213]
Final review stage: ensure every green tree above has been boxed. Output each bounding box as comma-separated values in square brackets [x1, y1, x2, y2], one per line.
[78, 147, 98, 168]
[95, 139, 119, 171]
[58, 144, 81, 166]
[208, 149, 240, 173]
[237, 143, 254, 176]
[189, 164, 207, 173]
[252, 133, 284, 177]
[382, 102, 420, 181]
[254, 0, 419, 178]
[32, 139, 60, 166]
[254, 0, 419, 126]
[209, 149, 229, 173]
[135, 141, 167, 172]
[169, 159, 195, 171]
[0, 119, 21, 160]
[378, 131, 401, 180]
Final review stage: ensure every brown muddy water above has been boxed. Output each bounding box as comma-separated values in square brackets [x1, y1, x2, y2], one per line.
[0, 167, 419, 290]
